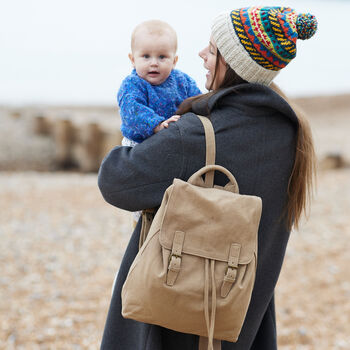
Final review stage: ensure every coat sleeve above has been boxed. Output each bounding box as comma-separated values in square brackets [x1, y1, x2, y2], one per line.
[97, 122, 185, 211]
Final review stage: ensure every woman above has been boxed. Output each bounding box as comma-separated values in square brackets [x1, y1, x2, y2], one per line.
[98, 6, 317, 350]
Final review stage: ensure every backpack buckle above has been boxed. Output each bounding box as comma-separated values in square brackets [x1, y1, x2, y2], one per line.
[221, 243, 241, 298]
[225, 265, 237, 276]
[168, 253, 182, 264]
[166, 231, 185, 286]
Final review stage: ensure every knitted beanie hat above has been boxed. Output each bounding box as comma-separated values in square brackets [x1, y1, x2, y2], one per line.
[212, 6, 318, 85]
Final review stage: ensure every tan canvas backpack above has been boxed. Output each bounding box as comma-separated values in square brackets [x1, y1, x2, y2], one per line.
[121, 115, 262, 350]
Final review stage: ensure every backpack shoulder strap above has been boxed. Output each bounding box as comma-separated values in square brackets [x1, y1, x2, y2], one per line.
[196, 115, 216, 187]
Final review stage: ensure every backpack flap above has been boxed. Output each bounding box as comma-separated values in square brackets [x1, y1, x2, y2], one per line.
[159, 177, 262, 265]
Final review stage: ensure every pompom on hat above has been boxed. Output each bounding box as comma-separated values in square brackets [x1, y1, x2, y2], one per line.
[211, 6, 318, 85]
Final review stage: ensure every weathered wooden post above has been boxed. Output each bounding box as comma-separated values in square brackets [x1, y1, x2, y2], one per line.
[53, 119, 76, 169]
[320, 153, 346, 170]
[77, 122, 104, 172]
[33, 115, 52, 135]
[100, 129, 123, 162]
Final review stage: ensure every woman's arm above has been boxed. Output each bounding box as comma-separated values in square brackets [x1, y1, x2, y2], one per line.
[97, 122, 185, 211]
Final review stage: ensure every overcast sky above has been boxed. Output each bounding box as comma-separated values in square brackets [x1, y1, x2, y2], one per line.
[1, 0, 349, 105]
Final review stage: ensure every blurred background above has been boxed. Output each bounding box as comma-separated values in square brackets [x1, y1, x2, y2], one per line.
[1, 0, 349, 349]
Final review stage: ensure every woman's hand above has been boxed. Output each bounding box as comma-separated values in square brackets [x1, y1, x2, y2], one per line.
[153, 115, 181, 133]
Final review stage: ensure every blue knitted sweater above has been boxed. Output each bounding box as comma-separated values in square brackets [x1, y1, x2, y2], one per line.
[117, 69, 201, 143]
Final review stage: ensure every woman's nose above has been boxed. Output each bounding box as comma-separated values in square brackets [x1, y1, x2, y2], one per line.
[199, 49, 205, 60]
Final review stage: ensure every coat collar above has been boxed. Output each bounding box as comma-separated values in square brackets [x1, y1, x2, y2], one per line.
[192, 83, 299, 127]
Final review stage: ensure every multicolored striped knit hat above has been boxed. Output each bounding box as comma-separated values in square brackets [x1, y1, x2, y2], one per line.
[212, 6, 318, 85]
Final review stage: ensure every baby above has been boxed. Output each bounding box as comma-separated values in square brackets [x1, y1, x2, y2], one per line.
[117, 20, 202, 225]
[118, 19, 202, 147]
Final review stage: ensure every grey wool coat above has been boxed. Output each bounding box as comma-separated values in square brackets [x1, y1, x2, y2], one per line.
[98, 83, 298, 350]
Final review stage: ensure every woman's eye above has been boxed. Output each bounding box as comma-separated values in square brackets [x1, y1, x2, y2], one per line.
[208, 45, 215, 55]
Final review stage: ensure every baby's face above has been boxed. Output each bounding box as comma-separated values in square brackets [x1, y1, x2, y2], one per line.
[129, 31, 178, 85]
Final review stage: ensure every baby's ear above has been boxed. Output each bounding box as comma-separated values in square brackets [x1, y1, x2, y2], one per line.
[128, 53, 135, 67]
[173, 55, 179, 67]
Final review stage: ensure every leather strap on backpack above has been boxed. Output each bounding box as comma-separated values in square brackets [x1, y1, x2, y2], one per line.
[199, 337, 221, 350]
[196, 115, 222, 350]
[139, 115, 216, 250]
[196, 115, 216, 187]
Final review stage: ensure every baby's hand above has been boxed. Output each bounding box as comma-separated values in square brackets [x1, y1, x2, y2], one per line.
[154, 115, 181, 133]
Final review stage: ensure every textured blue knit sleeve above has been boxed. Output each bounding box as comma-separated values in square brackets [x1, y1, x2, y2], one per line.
[117, 75, 164, 142]
[182, 72, 202, 98]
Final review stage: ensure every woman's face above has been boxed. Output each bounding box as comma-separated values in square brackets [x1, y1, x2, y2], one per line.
[199, 36, 227, 90]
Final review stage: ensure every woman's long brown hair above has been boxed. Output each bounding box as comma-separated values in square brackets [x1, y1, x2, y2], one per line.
[176, 49, 316, 231]
[271, 83, 317, 231]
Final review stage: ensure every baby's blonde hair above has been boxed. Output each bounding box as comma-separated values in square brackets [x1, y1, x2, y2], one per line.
[131, 20, 178, 52]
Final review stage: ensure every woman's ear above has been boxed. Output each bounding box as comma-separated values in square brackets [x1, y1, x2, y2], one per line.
[220, 54, 227, 66]
[128, 53, 135, 67]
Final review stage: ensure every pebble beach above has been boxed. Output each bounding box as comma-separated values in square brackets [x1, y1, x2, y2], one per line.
[1, 96, 349, 349]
